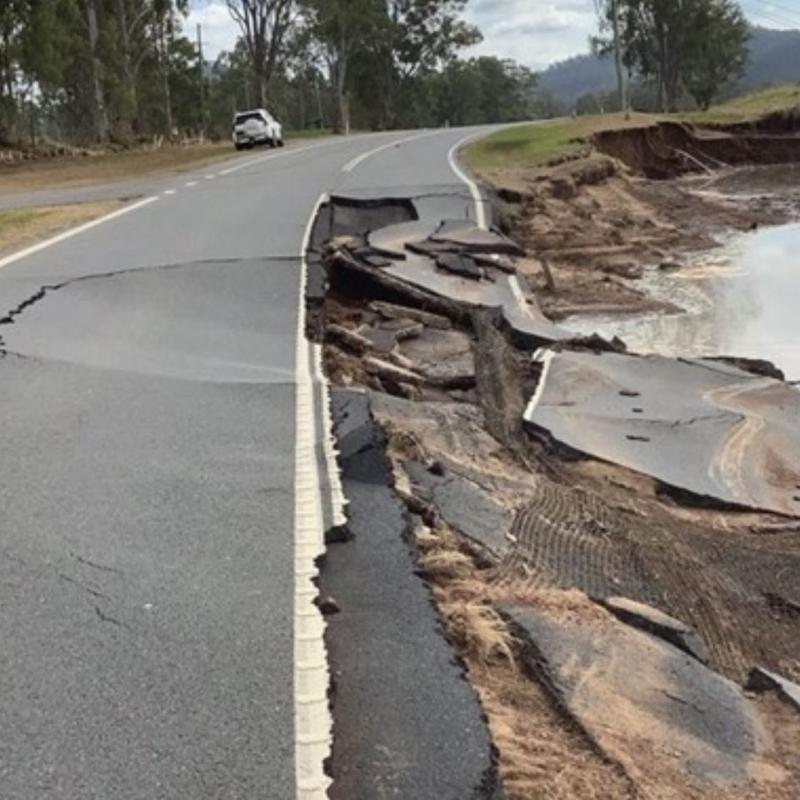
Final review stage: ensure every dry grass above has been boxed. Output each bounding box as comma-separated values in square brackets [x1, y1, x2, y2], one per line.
[0, 201, 122, 256]
[408, 516, 637, 800]
[0, 142, 235, 195]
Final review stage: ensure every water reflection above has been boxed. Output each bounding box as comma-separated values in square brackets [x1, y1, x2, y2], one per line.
[565, 223, 800, 380]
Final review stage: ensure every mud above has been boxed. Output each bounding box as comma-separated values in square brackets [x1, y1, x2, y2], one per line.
[492, 115, 800, 327]
[311, 137, 800, 796]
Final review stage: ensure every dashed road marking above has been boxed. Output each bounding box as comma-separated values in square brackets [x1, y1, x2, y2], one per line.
[163, 189, 176, 196]
[185, 181, 197, 188]
[204, 174, 215, 180]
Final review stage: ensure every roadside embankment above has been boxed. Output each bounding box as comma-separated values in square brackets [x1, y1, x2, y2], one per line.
[466, 93, 800, 323]
[308, 183, 800, 798]
[0, 202, 122, 258]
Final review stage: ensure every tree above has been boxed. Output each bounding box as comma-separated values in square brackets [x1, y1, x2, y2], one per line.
[683, 0, 749, 109]
[594, 0, 629, 114]
[226, 0, 294, 106]
[595, 0, 750, 112]
[299, 0, 380, 134]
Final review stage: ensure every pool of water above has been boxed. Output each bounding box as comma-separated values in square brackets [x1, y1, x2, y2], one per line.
[565, 222, 800, 381]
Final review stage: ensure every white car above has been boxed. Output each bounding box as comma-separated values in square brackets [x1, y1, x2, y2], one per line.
[232, 108, 284, 150]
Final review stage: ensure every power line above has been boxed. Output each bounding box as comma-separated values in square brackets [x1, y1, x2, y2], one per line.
[748, 0, 800, 28]
[752, 0, 800, 22]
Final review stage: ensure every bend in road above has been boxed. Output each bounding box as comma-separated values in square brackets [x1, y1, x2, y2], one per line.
[0, 126, 492, 799]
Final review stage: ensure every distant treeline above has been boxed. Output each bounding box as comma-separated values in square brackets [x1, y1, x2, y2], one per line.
[0, 0, 540, 147]
[539, 12, 800, 116]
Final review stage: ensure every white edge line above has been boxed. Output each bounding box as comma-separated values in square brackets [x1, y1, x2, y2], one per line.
[524, 348, 555, 421]
[313, 345, 348, 528]
[447, 129, 490, 230]
[294, 192, 333, 800]
[341, 129, 443, 173]
[0, 195, 160, 271]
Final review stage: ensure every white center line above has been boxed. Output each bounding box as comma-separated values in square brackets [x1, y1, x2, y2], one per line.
[163, 189, 176, 196]
[185, 181, 197, 188]
[341, 130, 444, 173]
[204, 174, 215, 180]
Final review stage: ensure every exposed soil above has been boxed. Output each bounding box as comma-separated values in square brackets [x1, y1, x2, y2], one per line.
[492, 115, 800, 322]
[312, 121, 800, 798]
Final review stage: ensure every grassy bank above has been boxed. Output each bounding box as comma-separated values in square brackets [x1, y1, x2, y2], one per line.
[0, 142, 235, 195]
[0, 130, 335, 195]
[465, 84, 800, 176]
[0, 202, 121, 255]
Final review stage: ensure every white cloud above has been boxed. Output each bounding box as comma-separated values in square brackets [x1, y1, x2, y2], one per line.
[187, 0, 798, 71]
[185, 1, 241, 61]
[463, 0, 600, 71]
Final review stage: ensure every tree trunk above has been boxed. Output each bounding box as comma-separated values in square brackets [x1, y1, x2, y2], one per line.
[610, 0, 628, 114]
[159, 21, 173, 136]
[85, 0, 109, 142]
[114, 0, 138, 136]
[332, 57, 350, 134]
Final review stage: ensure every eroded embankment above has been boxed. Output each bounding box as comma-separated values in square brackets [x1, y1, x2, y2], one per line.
[489, 112, 800, 323]
[594, 111, 800, 179]
[310, 191, 800, 800]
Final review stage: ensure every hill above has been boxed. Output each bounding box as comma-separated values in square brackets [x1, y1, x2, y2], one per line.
[538, 26, 800, 106]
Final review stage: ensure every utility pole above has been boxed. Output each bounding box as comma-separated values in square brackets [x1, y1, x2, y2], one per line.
[610, 0, 629, 117]
[197, 23, 206, 139]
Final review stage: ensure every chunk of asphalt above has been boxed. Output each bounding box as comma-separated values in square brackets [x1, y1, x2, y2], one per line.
[369, 300, 452, 330]
[359, 326, 398, 354]
[430, 220, 526, 256]
[504, 605, 761, 786]
[596, 596, 709, 664]
[524, 349, 800, 517]
[746, 667, 800, 712]
[323, 390, 502, 800]
[436, 253, 484, 281]
[404, 460, 512, 559]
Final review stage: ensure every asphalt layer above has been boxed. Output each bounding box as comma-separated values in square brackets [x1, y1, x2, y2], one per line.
[323, 391, 501, 800]
[0, 127, 494, 798]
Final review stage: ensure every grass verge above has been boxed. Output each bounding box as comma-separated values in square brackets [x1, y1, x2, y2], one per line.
[0, 143, 239, 195]
[0, 201, 122, 257]
[465, 84, 800, 176]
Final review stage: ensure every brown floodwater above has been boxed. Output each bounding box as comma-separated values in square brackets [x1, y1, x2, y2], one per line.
[566, 221, 800, 380]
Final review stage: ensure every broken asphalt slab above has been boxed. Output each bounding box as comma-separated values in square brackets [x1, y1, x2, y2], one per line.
[747, 667, 800, 713]
[403, 460, 513, 559]
[321, 389, 502, 800]
[524, 349, 800, 516]
[504, 603, 764, 787]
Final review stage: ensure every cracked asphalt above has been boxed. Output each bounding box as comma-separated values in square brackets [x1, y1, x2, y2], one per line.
[0, 127, 492, 799]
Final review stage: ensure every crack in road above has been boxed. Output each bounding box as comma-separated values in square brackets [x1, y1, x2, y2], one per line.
[0, 255, 303, 355]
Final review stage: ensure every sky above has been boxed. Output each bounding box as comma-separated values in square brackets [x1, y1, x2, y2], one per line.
[187, 1, 800, 72]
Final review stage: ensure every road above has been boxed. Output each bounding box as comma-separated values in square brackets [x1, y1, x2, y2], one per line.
[0, 127, 490, 799]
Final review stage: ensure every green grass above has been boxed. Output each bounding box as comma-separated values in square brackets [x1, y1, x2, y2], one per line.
[689, 83, 800, 123]
[464, 84, 800, 176]
[465, 112, 660, 174]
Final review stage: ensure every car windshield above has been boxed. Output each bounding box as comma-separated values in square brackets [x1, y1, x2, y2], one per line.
[234, 112, 265, 125]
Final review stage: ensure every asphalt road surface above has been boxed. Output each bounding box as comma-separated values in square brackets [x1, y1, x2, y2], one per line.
[0, 128, 491, 800]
